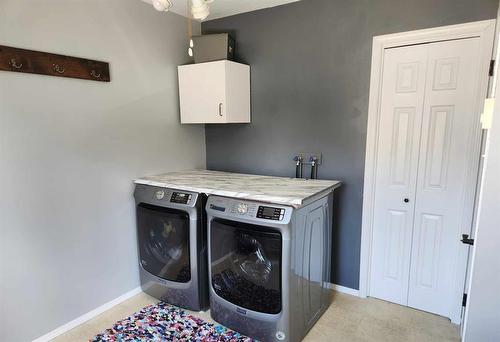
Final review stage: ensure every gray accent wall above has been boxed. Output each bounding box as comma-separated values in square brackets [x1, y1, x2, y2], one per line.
[0, 1, 204, 341]
[202, 0, 498, 290]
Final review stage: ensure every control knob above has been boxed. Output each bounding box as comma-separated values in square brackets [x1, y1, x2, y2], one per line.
[237, 203, 248, 214]
[155, 190, 165, 200]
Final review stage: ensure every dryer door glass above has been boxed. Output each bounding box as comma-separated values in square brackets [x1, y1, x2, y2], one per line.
[210, 218, 282, 314]
[137, 203, 190, 282]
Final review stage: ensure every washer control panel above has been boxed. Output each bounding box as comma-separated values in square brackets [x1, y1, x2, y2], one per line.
[257, 206, 286, 221]
[143, 186, 196, 207]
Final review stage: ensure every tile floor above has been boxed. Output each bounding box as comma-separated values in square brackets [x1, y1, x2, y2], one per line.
[52, 291, 460, 342]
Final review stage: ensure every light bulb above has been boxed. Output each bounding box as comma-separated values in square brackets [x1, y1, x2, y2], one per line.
[189, 39, 194, 48]
[152, 0, 172, 12]
[188, 48, 193, 57]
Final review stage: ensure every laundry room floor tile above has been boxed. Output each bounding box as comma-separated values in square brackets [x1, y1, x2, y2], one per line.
[52, 291, 460, 342]
[304, 292, 460, 342]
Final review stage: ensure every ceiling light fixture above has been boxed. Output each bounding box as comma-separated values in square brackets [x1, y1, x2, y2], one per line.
[190, 0, 214, 20]
[152, 0, 173, 12]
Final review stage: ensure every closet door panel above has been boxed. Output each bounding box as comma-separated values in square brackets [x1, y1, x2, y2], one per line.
[408, 38, 482, 317]
[369, 45, 428, 305]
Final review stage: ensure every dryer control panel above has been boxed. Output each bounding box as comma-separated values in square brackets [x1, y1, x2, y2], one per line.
[206, 196, 293, 224]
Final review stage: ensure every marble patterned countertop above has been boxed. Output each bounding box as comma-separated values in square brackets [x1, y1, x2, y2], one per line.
[134, 170, 341, 208]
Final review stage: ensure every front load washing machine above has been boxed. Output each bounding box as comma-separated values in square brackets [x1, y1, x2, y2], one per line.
[206, 194, 334, 342]
[134, 184, 209, 311]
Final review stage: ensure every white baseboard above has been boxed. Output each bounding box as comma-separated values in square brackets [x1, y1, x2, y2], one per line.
[327, 283, 360, 297]
[32, 286, 142, 342]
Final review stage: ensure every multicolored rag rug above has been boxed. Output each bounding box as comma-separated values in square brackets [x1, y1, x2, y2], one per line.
[91, 302, 255, 341]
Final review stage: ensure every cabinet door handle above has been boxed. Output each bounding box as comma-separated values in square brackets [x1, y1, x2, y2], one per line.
[218, 103, 223, 116]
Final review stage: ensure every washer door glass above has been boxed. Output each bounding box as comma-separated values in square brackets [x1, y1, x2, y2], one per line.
[210, 218, 282, 314]
[137, 203, 190, 282]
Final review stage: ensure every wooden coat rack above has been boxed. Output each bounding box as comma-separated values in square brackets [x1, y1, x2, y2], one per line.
[0, 45, 110, 82]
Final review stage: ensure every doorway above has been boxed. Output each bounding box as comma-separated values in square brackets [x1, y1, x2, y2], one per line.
[359, 20, 495, 324]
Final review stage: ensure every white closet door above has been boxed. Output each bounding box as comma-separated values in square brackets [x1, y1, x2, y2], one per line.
[408, 38, 482, 317]
[369, 45, 428, 305]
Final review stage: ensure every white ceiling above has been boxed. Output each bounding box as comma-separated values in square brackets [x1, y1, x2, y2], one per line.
[141, 0, 300, 21]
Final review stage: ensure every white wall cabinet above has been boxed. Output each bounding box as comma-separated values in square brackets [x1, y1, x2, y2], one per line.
[178, 60, 250, 124]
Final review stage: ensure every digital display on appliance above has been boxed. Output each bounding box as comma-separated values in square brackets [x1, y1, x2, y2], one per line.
[257, 206, 284, 220]
[171, 192, 191, 204]
[261, 207, 277, 217]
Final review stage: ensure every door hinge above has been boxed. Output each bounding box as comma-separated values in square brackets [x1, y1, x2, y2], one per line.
[461, 234, 475, 246]
[489, 60, 495, 77]
[462, 293, 468, 307]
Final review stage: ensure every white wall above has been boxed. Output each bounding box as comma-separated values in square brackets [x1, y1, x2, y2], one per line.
[0, 1, 204, 341]
[463, 56, 500, 341]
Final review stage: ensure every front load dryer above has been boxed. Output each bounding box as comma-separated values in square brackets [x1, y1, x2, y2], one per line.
[134, 184, 209, 311]
[206, 194, 334, 342]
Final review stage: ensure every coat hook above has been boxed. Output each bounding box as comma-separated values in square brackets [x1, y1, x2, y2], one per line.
[90, 69, 101, 79]
[9, 58, 23, 69]
[52, 63, 65, 74]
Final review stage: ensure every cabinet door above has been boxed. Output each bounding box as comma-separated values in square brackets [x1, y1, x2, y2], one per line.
[178, 62, 226, 124]
[369, 45, 428, 305]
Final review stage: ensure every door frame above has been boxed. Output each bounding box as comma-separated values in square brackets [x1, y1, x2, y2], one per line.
[359, 20, 495, 324]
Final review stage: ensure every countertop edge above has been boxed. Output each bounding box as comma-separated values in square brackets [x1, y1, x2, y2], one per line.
[134, 178, 341, 208]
